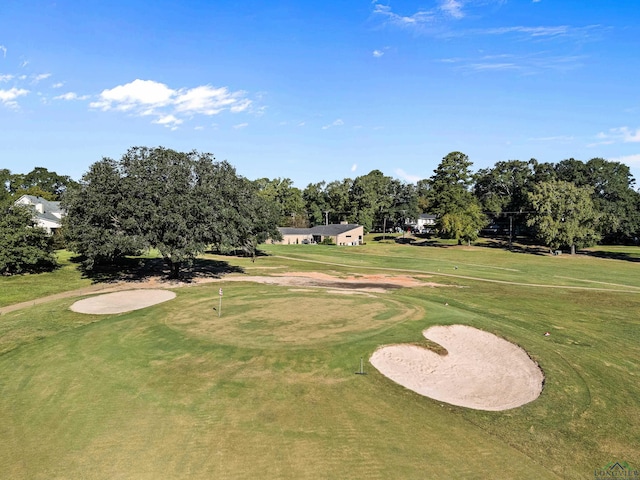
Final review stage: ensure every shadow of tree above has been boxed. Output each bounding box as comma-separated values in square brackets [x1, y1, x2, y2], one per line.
[584, 250, 640, 263]
[479, 239, 550, 256]
[70, 255, 245, 283]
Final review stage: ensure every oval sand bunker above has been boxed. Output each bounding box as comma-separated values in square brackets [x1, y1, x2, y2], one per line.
[370, 325, 543, 411]
[70, 289, 176, 314]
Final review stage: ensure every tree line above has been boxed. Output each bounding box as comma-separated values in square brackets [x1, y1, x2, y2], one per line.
[2, 147, 639, 275]
[262, 151, 640, 251]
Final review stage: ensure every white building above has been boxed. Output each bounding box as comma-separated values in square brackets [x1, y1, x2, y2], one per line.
[14, 195, 64, 234]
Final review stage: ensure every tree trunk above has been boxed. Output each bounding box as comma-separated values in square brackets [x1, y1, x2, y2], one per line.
[166, 258, 182, 279]
[571, 244, 576, 255]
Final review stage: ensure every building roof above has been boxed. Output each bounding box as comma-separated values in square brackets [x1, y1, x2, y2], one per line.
[310, 224, 361, 236]
[278, 227, 314, 236]
[16, 195, 62, 213]
[14, 195, 63, 226]
[278, 224, 362, 237]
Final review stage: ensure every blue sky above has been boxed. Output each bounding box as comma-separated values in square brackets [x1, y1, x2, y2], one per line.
[1, 0, 639, 188]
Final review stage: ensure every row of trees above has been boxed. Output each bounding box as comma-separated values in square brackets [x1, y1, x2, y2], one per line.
[3, 148, 639, 275]
[260, 152, 640, 251]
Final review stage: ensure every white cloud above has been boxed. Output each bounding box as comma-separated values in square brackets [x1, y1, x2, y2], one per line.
[482, 26, 570, 37]
[373, 3, 435, 29]
[608, 154, 640, 166]
[174, 85, 241, 115]
[618, 127, 640, 143]
[440, 0, 464, 19]
[20, 60, 28, 68]
[0, 87, 29, 108]
[90, 79, 253, 127]
[395, 168, 422, 183]
[32, 73, 51, 84]
[52, 82, 64, 88]
[91, 79, 174, 111]
[54, 92, 89, 101]
[529, 135, 575, 142]
[322, 118, 344, 130]
[194, 125, 204, 131]
[373, 49, 384, 57]
[351, 164, 358, 172]
[0, 74, 13, 82]
[153, 114, 183, 128]
[0, 45, 6, 57]
[592, 127, 640, 146]
[233, 122, 249, 129]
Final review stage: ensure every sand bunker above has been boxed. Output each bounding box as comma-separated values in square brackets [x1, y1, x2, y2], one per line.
[370, 325, 543, 411]
[70, 289, 176, 314]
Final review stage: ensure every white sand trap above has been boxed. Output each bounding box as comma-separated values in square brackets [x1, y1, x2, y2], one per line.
[70, 289, 176, 314]
[370, 325, 544, 411]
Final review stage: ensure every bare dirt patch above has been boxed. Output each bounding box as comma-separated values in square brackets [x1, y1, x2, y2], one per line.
[370, 324, 543, 411]
[220, 272, 444, 292]
[70, 290, 176, 314]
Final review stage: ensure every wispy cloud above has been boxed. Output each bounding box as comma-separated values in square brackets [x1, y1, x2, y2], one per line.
[233, 122, 249, 129]
[372, 1, 436, 31]
[0, 45, 6, 58]
[90, 79, 253, 128]
[590, 127, 640, 146]
[443, 52, 587, 74]
[372, 1, 601, 44]
[322, 118, 344, 130]
[481, 26, 571, 37]
[52, 82, 64, 88]
[31, 73, 51, 84]
[373, 49, 384, 58]
[153, 114, 183, 130]
[529, 135, 575, 142]
[395, 168, 422, 183]
[0, 74, 13, 82]
[440, 0, 464, 19]
[608, 154, 640, 166]
[53, 92, 90, 101]
[351, 163, 358, 172]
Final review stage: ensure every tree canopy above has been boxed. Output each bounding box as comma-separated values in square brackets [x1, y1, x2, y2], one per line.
[0, 204, 57, 275]
[527, 180, 600, 254]
[63, 147, 280, 277]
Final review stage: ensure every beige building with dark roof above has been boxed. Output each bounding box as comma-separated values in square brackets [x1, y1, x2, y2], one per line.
[275, 223, 363, 246]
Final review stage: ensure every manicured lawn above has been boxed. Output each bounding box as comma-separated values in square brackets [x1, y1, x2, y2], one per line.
[0, 250, 91, 307]
[0, 240, 638, 478]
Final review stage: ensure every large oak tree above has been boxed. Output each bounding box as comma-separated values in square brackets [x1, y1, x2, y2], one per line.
[63, 147, 280, 277]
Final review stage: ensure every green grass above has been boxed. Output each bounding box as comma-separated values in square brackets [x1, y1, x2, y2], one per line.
[1, 240, 639, 478]
[0, 250, 91, 307]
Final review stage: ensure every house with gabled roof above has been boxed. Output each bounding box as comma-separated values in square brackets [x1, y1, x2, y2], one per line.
[14, 195, 64, 234]
[274, 223, 363, 246]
